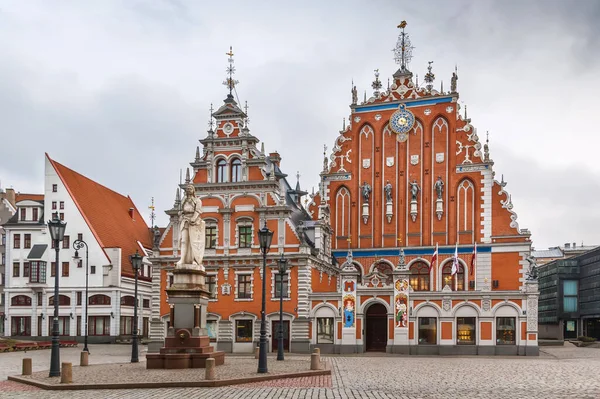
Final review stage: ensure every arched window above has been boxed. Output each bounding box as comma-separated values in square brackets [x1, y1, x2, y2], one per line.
[216, 159, 227, 183]
[49, 295, 71, 306]
[231, 158, 242, 183]
[89, 294, 111, 305]
[335, 187, 350, 238]
[410, 262, 430, 291]
[373, 262, 393, 285]
[120, 295, 136, 307]
[11, 295, 32, 306]
[441, 263, 465, 291]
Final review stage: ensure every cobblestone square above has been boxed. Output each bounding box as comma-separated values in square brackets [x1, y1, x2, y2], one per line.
[1, 344, 600, 398]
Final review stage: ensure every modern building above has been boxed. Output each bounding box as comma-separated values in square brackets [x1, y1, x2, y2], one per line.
[3, 154, 153, 342]
[533, 242, 599, 266]
[151, 24, 539, 356]
[538, 247, 600, 341]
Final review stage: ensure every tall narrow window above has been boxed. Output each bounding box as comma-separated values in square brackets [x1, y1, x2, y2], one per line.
[206, 275, 216, 298]
[237, 274, 252, 299]
[20, 208, 26, 221]
[563, 280, 578, 312]
[216, 159, 227, 183]
[62, 262, 69, 277]
[238, 225, 252, 248]
[23, 262, 30, 278]
[409, 262, 430, 291]
[52, 201, 57, 210]
[231, 158, 242, 182]
[275, 272, 289, 298]
[59, 201, 64, 210]
[24, 234, 31, 249]
[32, 208, 38, 221]
[62, 235, 70, 249]
[52, 184, 58, 192]
[12, 262, 19, 277]
[14, 234, 20, 249]
[205, 225, 217, 249]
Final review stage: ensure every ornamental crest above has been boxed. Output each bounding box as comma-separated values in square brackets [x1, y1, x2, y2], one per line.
[410, 155, 419, 165]
[362, 159, 371, 169]
[386, 157, 395, 167]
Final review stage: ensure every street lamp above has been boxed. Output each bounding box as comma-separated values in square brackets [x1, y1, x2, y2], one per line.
[47, 217, 67, 378]
[276, 253, 288, 361]
[129, 250, 143, 363]
[73, 239, 89, 353]
[257, 221, 273, 373]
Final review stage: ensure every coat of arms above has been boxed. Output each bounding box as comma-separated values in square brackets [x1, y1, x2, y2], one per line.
[386, 157, 394, 167]
[362, 159, 371, 169]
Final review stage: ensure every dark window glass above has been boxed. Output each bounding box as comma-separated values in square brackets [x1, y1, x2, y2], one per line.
[12, 262, 19, 277]
[23, 262, 30, 278]
[496, 317, 516, 345]
[24, 234, 31, 249]
[418, 317, 437, 345]
[205, 225, 217, 249]
[317, 317, 334, 344]
[11, 295, 32, 306]
[89, 294, 111, 305]
[52, 184, 57, 192]
[237, 274, 252, 299]
[49, 295, 71, 306]
[32, 208, 38, 221]
[11, 316, 31, 336]
[275, 272, 289, 298]
[239, 225, 252, 248]
[14, 234, 20, 249]
[206, 275, 217, 298]
[216, 159, 227, 182]
[231, 158, 242, 182]
[235, 320, 253, 342]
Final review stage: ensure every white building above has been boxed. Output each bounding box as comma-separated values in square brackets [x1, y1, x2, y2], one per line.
[3, 154, 153, 342]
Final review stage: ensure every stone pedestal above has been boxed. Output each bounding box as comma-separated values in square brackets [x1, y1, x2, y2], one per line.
[362, 203, 369, 224]
[410, 200, 418, 222]
[385, 201, 393, 223]
[146, 265, 225, 369]
[435, 198, 443, 220]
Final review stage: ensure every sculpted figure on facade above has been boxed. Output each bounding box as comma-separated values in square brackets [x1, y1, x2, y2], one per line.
[451, 71, 458, 93]
[176, 184, 206, 268]
[525, 255, 538, 281]
[384, 180, 393, 202]
[351, 85, 358, 105]
[409, 180, 420, 202]
[434, 176, 444, 200]
[361, 181, 372, 204]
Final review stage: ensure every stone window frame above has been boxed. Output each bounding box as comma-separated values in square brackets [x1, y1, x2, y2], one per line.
[204, 218, 219, 254]
[270, 268, 292, 301]
[235, 217, 255, 251]
[234, 270, 254, 302]
[206, 272, 218, 302]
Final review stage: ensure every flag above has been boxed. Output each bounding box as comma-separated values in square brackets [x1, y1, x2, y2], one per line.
[471, 242, 477, 276]
[430, 243, 438, 272]
[451, 243, 459, 275]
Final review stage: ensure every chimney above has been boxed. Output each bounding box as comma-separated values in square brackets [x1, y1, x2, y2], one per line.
[5, 188, 15, 207]
[564, 243, 570, 249]
[129, 208, 135, 220]
[269, 152, 281, 168]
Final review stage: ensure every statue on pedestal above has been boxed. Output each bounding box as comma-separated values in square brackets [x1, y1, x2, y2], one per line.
[409, 180, 420, 202]
[384, 180, 393, 202]
[176, 184, 205, 268]
[434, 176, 444, 200]
[361, 181, 372, 204]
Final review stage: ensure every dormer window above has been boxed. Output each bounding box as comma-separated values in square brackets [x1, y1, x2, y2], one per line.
[32, 208, 38, 221]
[216, 159, 227, 183]
[231, 158, 242, 183]
[20, 208, 26, 221]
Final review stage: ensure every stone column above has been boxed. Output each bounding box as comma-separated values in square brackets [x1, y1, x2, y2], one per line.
[392, 262, 410, 354]
[525, 280, 539, 356]
[147, 261, 165, 353]
[340, 256, 359, 354]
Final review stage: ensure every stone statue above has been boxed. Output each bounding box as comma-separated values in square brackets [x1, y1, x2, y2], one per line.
[153, 226, 161, 248]
[434, 176, 444, 200]
[451, 72, 458, 93]
[351, 85, 358, 105]
[526, 255, 538, 281]
[176, 184, 205, 268]
[409, 180, 420, 202]
[361, 181, 372, 204]
[384, 180, 393, 202]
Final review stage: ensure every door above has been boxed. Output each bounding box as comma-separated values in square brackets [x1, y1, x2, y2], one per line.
[366, 303, 388, 352]
[563, 319, 578, 339]
[271, 320, 290, 351]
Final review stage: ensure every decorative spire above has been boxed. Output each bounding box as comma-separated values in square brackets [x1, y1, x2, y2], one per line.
[148, 197, 156, 228]
[322, 144, 328, 172]
[260, 142, 265, 155]
[424, 61, 435, 93]
[363, 90, 367, 103]
[372, 69, 382, 97]
[393, 20, 415, 76]
[185, 168, 190, 184]
[244, 101, 249, 127]
[207, 103, 215, 132]
[342, 117, 346, 131]
[174, 187, 181, 208]
[295, 171, 301, 191]
[223, 46, 239, 98]
[484, 131, 490, 162]
[195, 146, 200, 162]
[440, 80, 443, 94]
[464, 104, 468, 121]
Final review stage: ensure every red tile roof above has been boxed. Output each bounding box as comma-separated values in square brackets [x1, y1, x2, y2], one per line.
[15, 193, 44, 203]
[46, 153, 151, 277]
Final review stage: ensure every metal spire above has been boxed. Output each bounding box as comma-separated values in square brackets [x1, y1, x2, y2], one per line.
[148, 197, 156, 228]
[208, 103, 215, 131]
[393, 20, 414, 74]
[424, 61, 435, 93]
[244, 101, 249, 127]
[223, 46, 239, 96]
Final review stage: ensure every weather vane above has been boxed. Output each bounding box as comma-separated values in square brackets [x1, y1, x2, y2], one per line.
[393, 20, 414, 73]
[207, 103, 215, 130]
[149, 197, 156, 227]
[223, 46, 239, 95]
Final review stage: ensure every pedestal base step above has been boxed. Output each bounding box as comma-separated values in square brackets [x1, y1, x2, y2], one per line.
[146, 351, 225, 369]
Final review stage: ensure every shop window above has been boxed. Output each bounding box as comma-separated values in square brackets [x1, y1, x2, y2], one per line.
[207, 320, 218, 341]
[235, 320, 253, 342]
[418, 317, 437, 345]
[89, 316, 110, 336]
[49, 316, 70, 336]
[317, 317, 334, 344]
[456, 317, 476, 345]
[11, 316, 31, 336]
[496, 317, 516, 345]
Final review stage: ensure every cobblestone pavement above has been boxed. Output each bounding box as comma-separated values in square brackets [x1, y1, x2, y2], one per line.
[2, 345, 600, 398]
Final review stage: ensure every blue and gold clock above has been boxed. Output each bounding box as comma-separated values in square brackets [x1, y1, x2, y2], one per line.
[390, 104, 415, 142]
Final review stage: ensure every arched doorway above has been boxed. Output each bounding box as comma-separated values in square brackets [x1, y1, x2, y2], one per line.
[365, 303, 388, 352]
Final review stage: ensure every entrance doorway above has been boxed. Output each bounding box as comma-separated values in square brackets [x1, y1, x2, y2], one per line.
[366, 303, 388, 352]
[271, 320, 290, 351]
[563, 319, 578, 340]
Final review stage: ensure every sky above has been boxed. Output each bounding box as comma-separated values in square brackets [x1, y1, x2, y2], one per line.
[0, 0, 598, 250]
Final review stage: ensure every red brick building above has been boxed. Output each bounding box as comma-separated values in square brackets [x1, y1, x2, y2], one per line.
[152, 26, 539, 356]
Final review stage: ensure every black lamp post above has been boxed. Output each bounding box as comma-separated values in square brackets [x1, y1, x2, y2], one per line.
[47, 217, 67, 378]
[257, 221, 273, 373]
[276, 253, 288, 361]
[129, 250, 143, 363]
[73, 239, 89, 353]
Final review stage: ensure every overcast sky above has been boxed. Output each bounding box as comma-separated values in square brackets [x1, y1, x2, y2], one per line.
[0, 0, 598, 250]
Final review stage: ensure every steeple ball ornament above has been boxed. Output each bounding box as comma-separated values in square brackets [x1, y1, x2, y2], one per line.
[393, 20, 415, 78]
[424, 61, 435, 93]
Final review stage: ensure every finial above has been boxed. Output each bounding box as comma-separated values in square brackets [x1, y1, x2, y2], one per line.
[260, 142, 265, 155]
[342, 117, 346, 131]
[322, 144, 328, 172]
[393, 20, 414, 74]
[148, 197, 156, 228]
[464, 104, 468, 120]
[208, 103, 215, 131]
[372, 69, 382, 97]
[296, 171, 300, 182]
[484, 131, 490, 162]
[185, 168, 190, 184]
[363, 90, 367, 103]
[415, 74, 419, 87]
[424, 61, 435, 93]
[174, 187, 181, 207]
[244, 101, 249, 127]
[223, 46, 239, 97]
[195, 146, 200, 162]
[387, 78, 390, 91]
[440, 80, 443, 93]
[351, 79, 358, 106]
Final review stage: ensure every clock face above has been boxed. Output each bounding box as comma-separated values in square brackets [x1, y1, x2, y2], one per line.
[390, 104, 415, 135]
